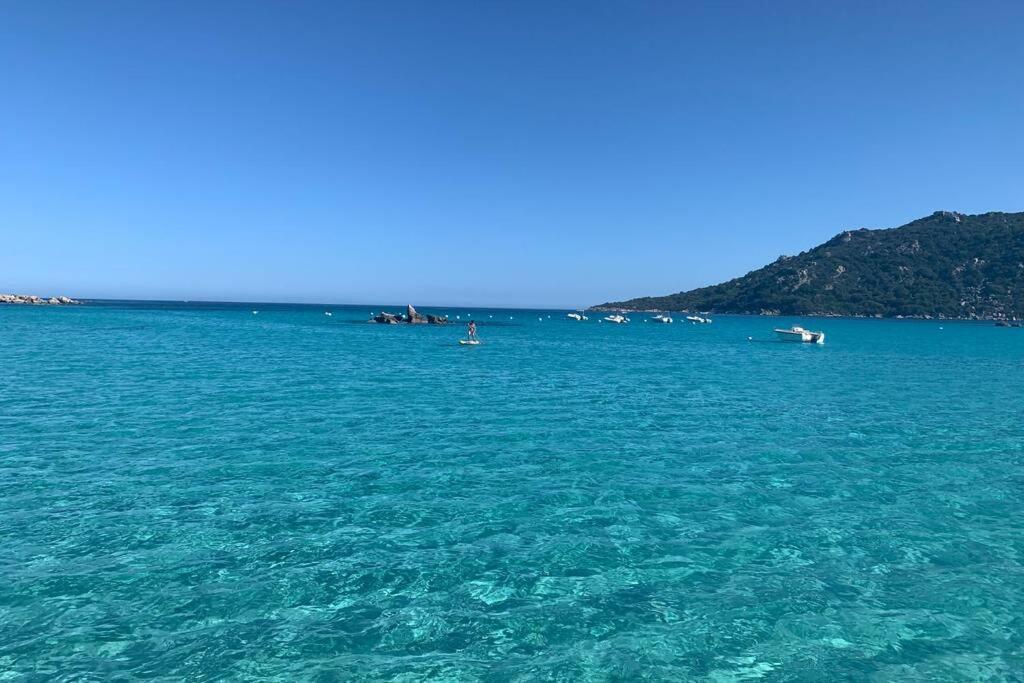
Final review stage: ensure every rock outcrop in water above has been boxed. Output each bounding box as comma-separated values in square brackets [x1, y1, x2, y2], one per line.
[406, 304, 427, 324]
[374, 312, 402, 324]
[373, 304, 448, 325]
[1, 293, 80, 305]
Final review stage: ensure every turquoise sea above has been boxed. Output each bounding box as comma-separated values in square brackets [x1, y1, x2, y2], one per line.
[2, 301, 1023, 680]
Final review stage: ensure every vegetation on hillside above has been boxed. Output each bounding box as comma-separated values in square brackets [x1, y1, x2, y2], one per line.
[598, 211, 1024, 319]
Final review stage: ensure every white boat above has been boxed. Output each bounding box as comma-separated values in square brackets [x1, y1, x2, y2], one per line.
[651, 314, 673, 323]
[603, 314, 629, 324]
[566, 312, 589, 321]
[774, 326, 825, 344]
[686, 315, 710, 324]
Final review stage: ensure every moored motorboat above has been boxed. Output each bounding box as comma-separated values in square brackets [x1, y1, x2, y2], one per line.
[686, 315, 710, 324]
[603, 314, 629, 324]
[566, 312, 589, 321]
[774, 325, 825, 344]
[651, 314, 673, 323]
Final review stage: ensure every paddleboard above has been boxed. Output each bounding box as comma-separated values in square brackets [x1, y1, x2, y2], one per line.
[459, 339, 481, 345]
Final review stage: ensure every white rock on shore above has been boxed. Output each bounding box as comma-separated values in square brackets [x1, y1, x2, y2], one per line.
[0, 293, 80, 305]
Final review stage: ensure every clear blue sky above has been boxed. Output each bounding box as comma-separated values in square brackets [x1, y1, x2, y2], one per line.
[2, 1, 1022, 308]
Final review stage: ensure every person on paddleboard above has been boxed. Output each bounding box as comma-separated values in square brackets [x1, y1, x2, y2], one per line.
[467, 320, 478, 341]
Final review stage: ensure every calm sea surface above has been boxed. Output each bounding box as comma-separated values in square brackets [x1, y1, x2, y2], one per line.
[2, 301, 1023, 680]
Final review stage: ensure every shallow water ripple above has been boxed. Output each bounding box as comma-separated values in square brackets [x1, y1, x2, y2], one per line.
[1, 303, 1023, 680]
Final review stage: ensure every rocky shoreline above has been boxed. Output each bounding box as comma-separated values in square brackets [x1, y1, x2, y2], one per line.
[373, 304, 448, 325]
[588, 305, 1016, 321]
[1, 293, 80, 305]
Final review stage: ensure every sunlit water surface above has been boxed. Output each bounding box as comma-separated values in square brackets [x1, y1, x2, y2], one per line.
[2, 302, 1022, 680]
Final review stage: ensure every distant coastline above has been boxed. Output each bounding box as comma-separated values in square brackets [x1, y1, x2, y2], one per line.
[1, 293, 1015, 322]
[588, 305, 970, 321]
[1, 293, 80, 306]
[596, 210, 1024, 322]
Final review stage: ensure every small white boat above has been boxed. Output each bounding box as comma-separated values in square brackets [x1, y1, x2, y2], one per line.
[774, 326, 825, 344]
[652, 314, 673, 323]
[686, 315, 711, 324]
[603, 314, 630, 324]
[566, 312, 589, 321]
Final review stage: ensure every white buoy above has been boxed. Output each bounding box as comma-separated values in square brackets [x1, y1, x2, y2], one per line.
[748, 336, 753, 341]
[325, 312, 332, 316]
[252, 310, 258, 314]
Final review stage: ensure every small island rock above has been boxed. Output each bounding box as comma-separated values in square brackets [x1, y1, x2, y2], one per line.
[372, 305, 448, 325]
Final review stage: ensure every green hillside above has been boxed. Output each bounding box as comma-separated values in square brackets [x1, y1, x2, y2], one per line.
[598, 211, 1024, 319]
